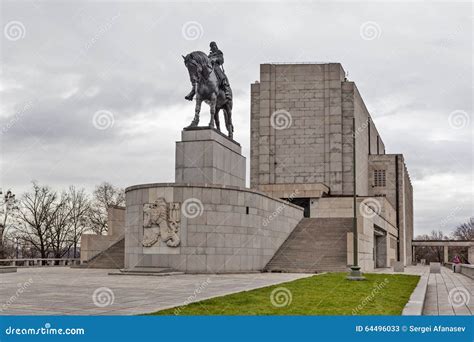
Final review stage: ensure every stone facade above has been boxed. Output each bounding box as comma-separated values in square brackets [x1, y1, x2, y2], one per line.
[250, 63, 414, 269]
[257, 183, 329, 199]
[124, 183, 303, 273]
[312, 197, 398, 271]
[250, 63, 386, 197]
[368, 154, 414, 265]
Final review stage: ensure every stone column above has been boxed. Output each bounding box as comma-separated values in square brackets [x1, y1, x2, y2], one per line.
[443, 245, 449, 264]
[468, 246, 474, 264]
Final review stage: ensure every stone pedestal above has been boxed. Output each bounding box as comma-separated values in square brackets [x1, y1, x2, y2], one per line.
[175, 128, 246, 187]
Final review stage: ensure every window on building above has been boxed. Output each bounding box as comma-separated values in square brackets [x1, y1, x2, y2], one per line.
[374, 170, 386, 187]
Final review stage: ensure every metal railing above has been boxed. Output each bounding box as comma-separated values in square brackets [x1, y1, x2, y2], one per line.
[0, 258, 81, 267]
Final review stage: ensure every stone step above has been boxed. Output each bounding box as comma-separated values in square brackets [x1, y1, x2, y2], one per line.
[264, 217, 353, 273]
[0, 266, 17, 273]
[109, 271, 184, 277]
[120, 267, 176, 274]
[108, 266, 184, 276]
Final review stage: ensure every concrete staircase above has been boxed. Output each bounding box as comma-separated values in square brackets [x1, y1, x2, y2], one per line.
[264, 218, 352, 273]
[83, 237, 124, 269]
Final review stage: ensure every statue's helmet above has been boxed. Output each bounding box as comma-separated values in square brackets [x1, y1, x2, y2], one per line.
[210, 41, 217, 49]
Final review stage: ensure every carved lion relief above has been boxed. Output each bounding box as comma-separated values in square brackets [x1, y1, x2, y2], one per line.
[142, 198, 180, 247]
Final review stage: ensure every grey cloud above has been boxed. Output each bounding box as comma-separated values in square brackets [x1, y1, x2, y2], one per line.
[0, 0, 472, 237]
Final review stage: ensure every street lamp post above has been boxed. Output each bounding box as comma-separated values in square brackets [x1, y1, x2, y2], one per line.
[347, 116, 365, 281]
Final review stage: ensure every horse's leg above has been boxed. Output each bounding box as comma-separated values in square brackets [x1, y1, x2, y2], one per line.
[185, 83, 196, 101]
[189, 96, 201, 127]
[224, 102, 234, 139]
[222, 108, 229, 135]
[214, 107, 221, 132]
[208, 95, 217, 128]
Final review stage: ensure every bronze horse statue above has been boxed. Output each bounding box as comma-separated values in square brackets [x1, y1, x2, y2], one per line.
[182, 51, 234, 139]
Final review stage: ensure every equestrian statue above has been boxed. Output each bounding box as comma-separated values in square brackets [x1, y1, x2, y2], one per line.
[182, 42, 234, 139]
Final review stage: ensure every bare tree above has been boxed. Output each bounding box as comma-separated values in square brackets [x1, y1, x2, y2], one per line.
[0, 189, 19, 259]
[1, 233, 20, 259]
[414, 230, 447, 262]
[16, 182, 63, 259]
[88, 182, 125, 235]
[452, 217, 474, 240]
[67, 186, 90, 257]
[50, 192, 73, 260]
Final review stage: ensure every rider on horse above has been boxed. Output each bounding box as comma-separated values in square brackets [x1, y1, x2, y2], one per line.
[208, 42, 232, 101]
[185, 42, 231, 101]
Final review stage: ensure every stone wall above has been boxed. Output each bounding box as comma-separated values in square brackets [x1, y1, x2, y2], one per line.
[368, 154, 414, 265]
[250, 63, 385, 198]
[351, 84, 371, 196]
[124, 183, 303, 273]
[368, 117, 385, 155]
[460, 264, 474, 279]
[248, 62, 414, 269]
[250, 82, 261, 188]
[80, 206, 125, 262]
[313, 196, 398, 272]
[401, 157, 414, 265]
[107, 205, 125, 236]
[251, 63, 347, 191]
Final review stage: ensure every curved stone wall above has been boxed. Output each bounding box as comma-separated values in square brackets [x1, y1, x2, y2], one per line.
[124, 183, 303, 273]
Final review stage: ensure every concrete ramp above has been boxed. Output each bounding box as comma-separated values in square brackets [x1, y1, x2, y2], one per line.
[82, 238, 124, 269]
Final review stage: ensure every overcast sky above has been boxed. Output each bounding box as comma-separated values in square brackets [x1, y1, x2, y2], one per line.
[0, 0, 472, 236]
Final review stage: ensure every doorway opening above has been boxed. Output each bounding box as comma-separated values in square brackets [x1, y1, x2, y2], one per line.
[374, 227, 387, 268]
[283, 197, 310, 218]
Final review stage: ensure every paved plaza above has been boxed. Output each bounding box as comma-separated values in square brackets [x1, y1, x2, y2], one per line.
[374, 265, 474, 315]
[1, 266, 473, 316]
[423, 267, 474, 315]
[0, 268, 311, 315]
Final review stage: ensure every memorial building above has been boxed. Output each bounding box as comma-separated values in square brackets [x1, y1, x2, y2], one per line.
[81, 60, 414, 274]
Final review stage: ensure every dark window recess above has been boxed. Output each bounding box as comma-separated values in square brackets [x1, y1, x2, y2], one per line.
[374, 169, 386, 187]
[284, 197, 310, 218]
[246, 206, 249, 215]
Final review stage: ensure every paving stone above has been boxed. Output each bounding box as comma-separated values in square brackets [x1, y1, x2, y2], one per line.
[0, 268, 311, 315]
[372, 265, 474, 316]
